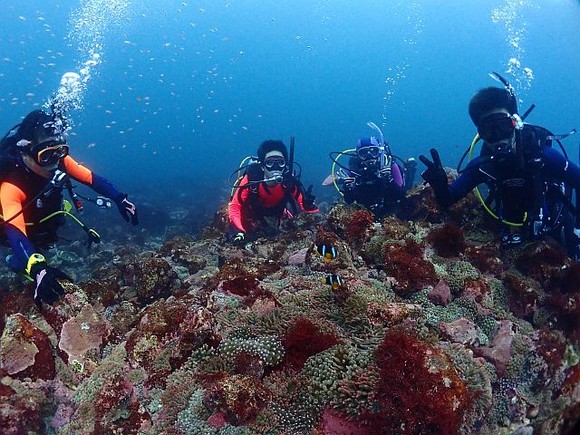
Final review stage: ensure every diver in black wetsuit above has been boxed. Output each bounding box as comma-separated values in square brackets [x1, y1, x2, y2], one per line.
[420, 75, 580, 258]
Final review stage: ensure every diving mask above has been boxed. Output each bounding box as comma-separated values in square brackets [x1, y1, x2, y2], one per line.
[478, 113, 522, 144]
[263, 156, 286, 171]
[30, 136, 69, 166]
[357, 146, 381, 161]
[36, 144, 69, 165]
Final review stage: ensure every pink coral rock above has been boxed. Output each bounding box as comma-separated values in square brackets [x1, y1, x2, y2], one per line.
[59, 304, 111, 359]
[474, 320, 515, 376]
[317, 408, 371, 435]
[287, 247, 310, 266]
[439, 318, 483, 346]
[429, 280, 452, 305]
[0, 313, 55, 380]
[0, 314, 39, 375]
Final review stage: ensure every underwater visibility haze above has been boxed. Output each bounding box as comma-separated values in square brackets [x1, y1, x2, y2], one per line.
[0, 0, 578, 211]
[0, 1, 579, 434]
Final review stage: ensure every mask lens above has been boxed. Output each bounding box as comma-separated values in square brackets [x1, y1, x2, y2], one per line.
[478, 115, 515, 143]
[37, 144, 69, 165]
[264, 157, 286, 170]
[358, 146, 380, 160]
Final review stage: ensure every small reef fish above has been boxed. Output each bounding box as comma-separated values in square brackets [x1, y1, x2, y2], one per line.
[315, 243, 338, 262]
[323, 274, 343, 289]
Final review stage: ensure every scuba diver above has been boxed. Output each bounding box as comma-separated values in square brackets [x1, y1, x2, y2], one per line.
[227, 139, 318, 244]
[328, 122, 417, 219]
[0, 109, 139, 306]
[420, 73, 580, 258]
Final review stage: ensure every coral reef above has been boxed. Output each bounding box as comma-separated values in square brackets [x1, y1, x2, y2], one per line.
[0, 198, 578, 434]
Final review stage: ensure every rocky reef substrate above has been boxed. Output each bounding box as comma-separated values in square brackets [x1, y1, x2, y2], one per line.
[0, 185, 578, 434]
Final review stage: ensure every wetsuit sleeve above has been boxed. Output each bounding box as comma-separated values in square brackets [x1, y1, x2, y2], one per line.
[229, 175, 250, 233]
[63, 156, 123, 199]
[0, 182, 35, 271]
[434, 158, 487, 208]
[542, 147, 580, 187]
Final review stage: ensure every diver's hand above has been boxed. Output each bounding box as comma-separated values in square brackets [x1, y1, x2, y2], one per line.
[303, 185, 318, 212]
[342, 177, 355, 190]
[115, 194, 139, 225]
[27, 255, 71, 306]
[419, 148, 448, 189]
[232, 232, 245, 245]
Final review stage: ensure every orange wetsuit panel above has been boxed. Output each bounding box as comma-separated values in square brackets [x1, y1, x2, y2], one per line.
[63, 155, 94, 184]
[0, 182, 28, 234]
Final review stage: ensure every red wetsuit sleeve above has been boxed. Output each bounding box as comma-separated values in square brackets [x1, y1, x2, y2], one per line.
[229, 175, 250, 233]
[1, 182, 28, 235]
[62, 155, 94, 185]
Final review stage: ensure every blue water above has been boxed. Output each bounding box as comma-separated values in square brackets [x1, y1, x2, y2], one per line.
[1, 0, 579, 225]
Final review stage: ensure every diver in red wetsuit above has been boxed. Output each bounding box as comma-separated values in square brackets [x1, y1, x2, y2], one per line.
[0, 109, 139, 306]
[228, 140, 318, 244]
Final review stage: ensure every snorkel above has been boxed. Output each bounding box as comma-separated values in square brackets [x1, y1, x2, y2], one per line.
[367, 121, 392, 173]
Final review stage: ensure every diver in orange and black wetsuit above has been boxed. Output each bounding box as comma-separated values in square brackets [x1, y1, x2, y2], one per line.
[0, 109, 139, 306]
[228, 140, 318, 244]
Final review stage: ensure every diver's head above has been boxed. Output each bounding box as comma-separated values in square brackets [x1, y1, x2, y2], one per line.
[469, 87, 521, 159]
[477, 109, 523, 159]
[468, 86, 518, 127]
[18, 110, 69, 167]
[258, 140, 288, 186]
[356, 136, 381, 171]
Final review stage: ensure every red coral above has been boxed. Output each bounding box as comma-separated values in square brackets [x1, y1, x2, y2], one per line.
[383, 239, 436, 295]
[364, 329, 470, 434]
[314, 226, 340, 247]
[514, 242, 569, 282]
[92, 373, 151, 433]
[221, 275, 281, 308]
[464, 244, 503, 275]
[503, 273, 539, 320]
[536, 329, 567, 376]
[222, 275, 260, 297]
[344, 209, 375, 245]
[561, 364, 580, 397]
[282, 317, 340, 371]
[426, 223, 466, 258]
[0, 389, 43, 434]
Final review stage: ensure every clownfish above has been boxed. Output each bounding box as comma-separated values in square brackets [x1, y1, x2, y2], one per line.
[315, 244, 338, 262]
[323, 274, 343, 289]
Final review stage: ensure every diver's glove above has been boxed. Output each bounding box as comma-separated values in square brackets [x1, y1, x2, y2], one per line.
[302, 185, 318, 212]
[419, 148, 448, 190]
[232, 231, 245, 245]
[342, 177, 355, 190]
[115, 194, 139, 225]
[26, 254, 71, 307]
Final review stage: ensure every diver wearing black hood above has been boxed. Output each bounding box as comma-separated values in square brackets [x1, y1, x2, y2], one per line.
[0, 109, 139, 307]
[228, 139, 318, 244]
[420, 78, 580, 258]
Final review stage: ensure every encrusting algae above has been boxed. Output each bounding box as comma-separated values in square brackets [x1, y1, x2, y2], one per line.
[0, 184, 578, 434]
